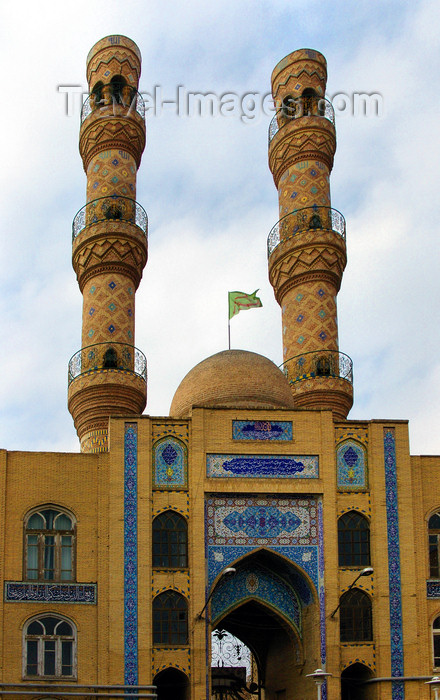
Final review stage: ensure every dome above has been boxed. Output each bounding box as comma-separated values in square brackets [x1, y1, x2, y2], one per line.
[169, 349, 295, 418]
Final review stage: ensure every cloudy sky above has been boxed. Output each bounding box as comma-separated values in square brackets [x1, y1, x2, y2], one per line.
[0, 0, 439, 455]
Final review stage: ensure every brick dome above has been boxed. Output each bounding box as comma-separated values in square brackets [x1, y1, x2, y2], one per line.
[169, 349, 295, 418]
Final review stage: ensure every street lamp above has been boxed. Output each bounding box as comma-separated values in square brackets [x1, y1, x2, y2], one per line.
[306, 668, 332, 700]
[197, 567, 236, 620]
[426, 676, 440, 700]
[330, 566, 373, 618]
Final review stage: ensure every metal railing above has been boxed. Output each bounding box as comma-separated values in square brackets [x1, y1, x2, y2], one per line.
[72, 196, 148, 241]
[281, 350, 353, 385]
[268, 97, 335, 143]
[267, 206, 345, 256]
[68, 342, 147, 385]
[81, 90, 145, 123]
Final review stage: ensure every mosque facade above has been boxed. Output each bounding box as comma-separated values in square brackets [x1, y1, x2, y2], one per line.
[0, 35, 439, 700]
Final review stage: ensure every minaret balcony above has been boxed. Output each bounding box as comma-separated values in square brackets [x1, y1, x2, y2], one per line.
[68, 342, 147, 385]
[72, 196, 148, 242]
[80, 90, 145, 123]
[281, 350, 353, 385]
[267, 206, 345, 257]
[268, 97, 335, 144]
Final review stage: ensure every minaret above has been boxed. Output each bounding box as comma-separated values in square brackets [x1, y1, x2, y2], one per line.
[68, 35, 148, 453]
[268, 49, 353, 420]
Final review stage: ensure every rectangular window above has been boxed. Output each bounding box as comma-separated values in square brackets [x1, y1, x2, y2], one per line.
[26, 640, 38, 675]
[44, 640, 56, 675]
[430, 535, 439, 578]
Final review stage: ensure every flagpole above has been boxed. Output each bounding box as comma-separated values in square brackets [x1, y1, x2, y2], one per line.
[228, 315, 231, 350]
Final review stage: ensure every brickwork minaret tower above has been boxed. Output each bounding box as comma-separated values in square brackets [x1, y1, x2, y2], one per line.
[68, 35, 148, 452]
[268, 49, 353, 420]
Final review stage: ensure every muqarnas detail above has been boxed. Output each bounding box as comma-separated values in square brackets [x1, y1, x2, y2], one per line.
[153, 437, 187, 488]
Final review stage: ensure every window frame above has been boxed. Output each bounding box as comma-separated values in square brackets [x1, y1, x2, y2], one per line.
[339, 588, 373, 643]
[23, 507, 76, 583]
[428, 512, 440, 579]
[152, 590, 188, 646]
[433, 616, 440, 669]
[338, 511, 370, 568]
[152, 510, 188, 569]
[23, 614, 77, 679]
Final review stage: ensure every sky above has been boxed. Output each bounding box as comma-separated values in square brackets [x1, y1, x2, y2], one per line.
[0, 0, 439, 455]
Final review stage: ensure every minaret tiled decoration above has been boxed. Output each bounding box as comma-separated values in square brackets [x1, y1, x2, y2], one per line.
[68, 36, 148, 453]
[268, 49, 353, 420]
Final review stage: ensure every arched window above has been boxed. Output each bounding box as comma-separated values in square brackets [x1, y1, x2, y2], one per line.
[103, 347, 118, 368]
[338, 511, 370, 567]
[110, 74, 127, 104]
[340, 588, 372, 642]
[433, 616, 440, 668]
[429, 512, 440, 578]
[153, 591, 188, 645]
[24, 615, 76, 678]
[281, 95, 296, 119]
[153, 511, 188, 568]
[24, 508, 75, 582]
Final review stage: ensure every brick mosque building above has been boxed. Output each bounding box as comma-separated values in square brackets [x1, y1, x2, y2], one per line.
[0, 35, 439, 700]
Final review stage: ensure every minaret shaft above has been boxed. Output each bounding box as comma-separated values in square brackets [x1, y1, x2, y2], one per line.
[68, 36, 148, 453]
[268, 49, 353, 420]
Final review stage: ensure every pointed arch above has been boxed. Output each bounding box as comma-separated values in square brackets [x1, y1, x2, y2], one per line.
[337, 439, 368, 490]
[338, 510, 370, 567]
[340, 588, 372, 642]
[153, 437, 187, 489]
[428, 509, 440, 578]
[152, 510, 188, 568]
[153, 590, 188, 645]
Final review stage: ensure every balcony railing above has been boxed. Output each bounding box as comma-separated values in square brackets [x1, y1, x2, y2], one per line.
[281, 350, 353, 385]
[268, 97, 335, 144]
[72, 196, 148, 241]
[68, 342, 147, 385]
[267, 206, 345, 256]
[81, 89, 145, 123]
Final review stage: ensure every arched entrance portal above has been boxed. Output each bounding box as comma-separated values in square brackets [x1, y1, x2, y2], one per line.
[341, 663, 374, 700]
[153, 667, 190, 700]
[210, 550, 320, 699]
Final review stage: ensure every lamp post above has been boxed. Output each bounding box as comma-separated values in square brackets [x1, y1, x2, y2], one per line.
[306, 669, 332, 700]
[426, 676, 440, 699]
[197, 567, 236, 620]
[330, 566, 373, 618]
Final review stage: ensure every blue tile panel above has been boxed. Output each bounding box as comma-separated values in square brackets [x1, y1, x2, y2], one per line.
[124, 423, 138, 685]
[337, 440, 368, 490]
[427, 581, 440, 598]
[211, 563, 301, 634]
[384, 429, 404, 700]
[153, 437, 187, 488]
[205, 494, 325, 664]
[207, 454, 319, 479]
[4, 582, 96, 603]
[232, 420, 293, 441]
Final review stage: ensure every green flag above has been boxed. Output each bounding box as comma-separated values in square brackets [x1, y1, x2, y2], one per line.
[228, 290, 262, 320]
